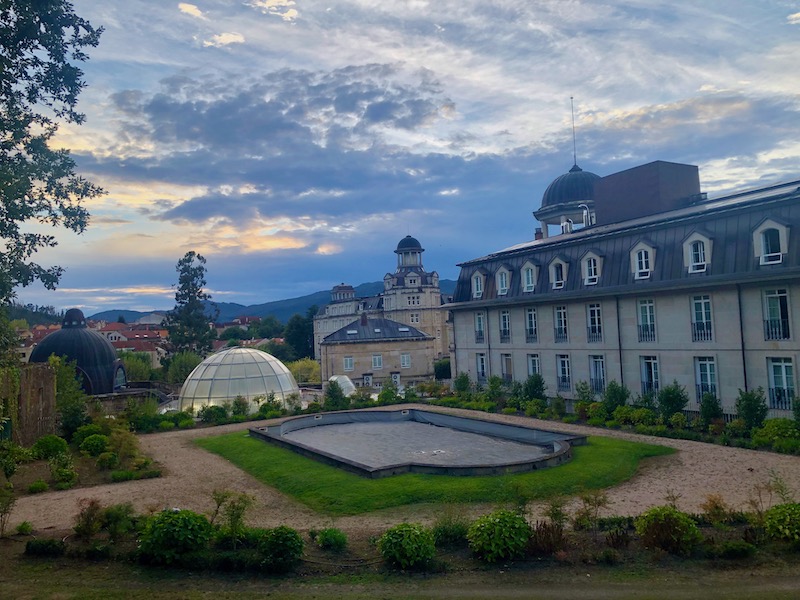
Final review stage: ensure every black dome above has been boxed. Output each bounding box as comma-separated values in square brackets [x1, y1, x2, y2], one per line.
[29, 308, 125, 395]
[541, 164, 600, 208]
[395, 235, 423, 252]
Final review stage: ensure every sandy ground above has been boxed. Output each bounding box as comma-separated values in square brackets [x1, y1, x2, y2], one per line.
[11, 405, 800, 533]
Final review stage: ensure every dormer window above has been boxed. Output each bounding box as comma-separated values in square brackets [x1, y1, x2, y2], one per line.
[549, 258, 568, 290]
[630, 241, 656, 280]
[496, 269, 510, 296]
[690, 240, 706, 272]
[472, 273, 484, 299]
[753, 219, 789, 266]
[581, 251, 603, 286]
[683, 231, 712, 274]
[521, 262, 537, 292]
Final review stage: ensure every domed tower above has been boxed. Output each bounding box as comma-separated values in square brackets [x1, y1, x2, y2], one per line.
[534, 163, 600, 239]
[29, 308, 126, 394]
[394, 235, 424, 272]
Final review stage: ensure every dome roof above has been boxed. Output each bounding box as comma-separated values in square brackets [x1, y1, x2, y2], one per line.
[29, 308, 125, 395]
[178, 347, 299, 413]
[541, 164, 600, 208]
[395, 235, 423, 252]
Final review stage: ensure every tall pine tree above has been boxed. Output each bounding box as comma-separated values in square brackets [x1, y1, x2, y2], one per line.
[163, 252, 218, 355]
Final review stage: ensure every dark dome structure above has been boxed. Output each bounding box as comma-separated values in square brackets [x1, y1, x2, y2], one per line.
[541, 164, 600, 208]
[29, 308, 126, 395]
[395, 235, 423, 252]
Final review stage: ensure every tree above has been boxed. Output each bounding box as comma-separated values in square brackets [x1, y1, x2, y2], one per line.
[219, 326, 250, 341]
[283, 306, 317, 359]
[286, 358, 320, 384]
[119, 351, 152, 382]
[735, 388, 768, 433]
[657, 381, 689, 420]
[258, 340, 296, 363]
[163, 252, 218, 355]
[167, 351, 202, 385]
[322, 380, 349, 411]
[255, 315, 283, 339]
[117, 315, 127, 324]
[0, 2, 103, 305]
[48, 355, 88, 441]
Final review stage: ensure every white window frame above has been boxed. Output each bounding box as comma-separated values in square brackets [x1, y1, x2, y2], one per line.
[372, 354, 383, 370]
[753, 219, 788, 265]
[343, 356, 354, 372]
[497, 269, 509, 296]
[522, 263, 537, 292]
[410, 312, 420, 324]
[473, 274, 484, 298]
[550, 259, 567, 289]
[584, 256, 599, 285]
[525, 308, 537, 340]
[695, 356, 716, 396]
[587, 303, 602, 340]
[527, 353, 540, 376]
[690, 240, 706, 272]
[635, 249, 651, 279]
[407, 295, 421, 306]
[400, 352, 411, 369]
[476, 353, 487, 379]
[761, 228, 782, 264]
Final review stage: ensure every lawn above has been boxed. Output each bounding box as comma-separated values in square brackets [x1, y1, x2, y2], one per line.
[195, 432, 672, 515]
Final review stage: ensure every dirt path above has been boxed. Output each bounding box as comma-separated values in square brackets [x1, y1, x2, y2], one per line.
[12, 406, 800, 533]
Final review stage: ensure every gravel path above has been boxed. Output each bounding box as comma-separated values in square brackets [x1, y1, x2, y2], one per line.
[12, 405, 800, 532]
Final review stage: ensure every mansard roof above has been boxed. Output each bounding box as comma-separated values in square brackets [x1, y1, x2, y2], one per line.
[321, 317, 432, 344]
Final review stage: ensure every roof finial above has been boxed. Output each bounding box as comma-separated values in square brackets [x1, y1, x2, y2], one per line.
[570, 96, 577, 167]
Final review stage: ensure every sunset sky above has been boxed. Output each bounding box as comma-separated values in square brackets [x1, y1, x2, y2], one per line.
[18, 1, 800, 315]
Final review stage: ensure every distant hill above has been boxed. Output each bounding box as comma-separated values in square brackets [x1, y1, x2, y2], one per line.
[5, 304, 62, 326]
[89, 279, 457, 324]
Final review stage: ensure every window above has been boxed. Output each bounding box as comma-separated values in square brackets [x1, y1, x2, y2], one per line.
[768, 357, 795, 410]
[691, 295, 713, 342]
[640, 356, 660, 397]
[525, 308, 538, 343]
[407, 295, 420, 306]
[408, 277, 418, 286]
[584, 256, 599, 285]
[590, 355, 605, 395]
[500, 310, 511, 343]
[551, 262, 565, 289]
[410, 312, 420, 324]
[631, 241, 656, 280]
[683, 232, 712, 273]
[554, 306, 568, 342]
[497, 270, 509, 296]
[472, 274, 484, 298]
[400, 352, 411, 369]
[476, 353, 487, 380]
[557, 355, 571, 392]
[343, 356, 354, 372]
[527, 354, 540, 376]
[522, 264, 536, 292]
[372, 354, 383, 370]
[501, 354, 513, 383]
[690, 240, 707, 272]
[474, 312, 485, 343]
[638, 299, 656, 342]
[761, 228, 782, 264]
[764, 289, 790, 340]
[635, 249, 651, 279]
[695, 357, 717, 401]
[587, 303, 602, 342]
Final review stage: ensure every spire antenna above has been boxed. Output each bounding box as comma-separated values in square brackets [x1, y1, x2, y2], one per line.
[570, 96, 577, 167]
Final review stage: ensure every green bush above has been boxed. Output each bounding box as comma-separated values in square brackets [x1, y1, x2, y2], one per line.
[550, 396, 567, 418]
[258, 525, 305, 573]
[177, 418, 195, 429]
[32, 434, 68, 460]
[613, 405, 635, 425]
[657, 381, 689, 420]
[27, 479, 49, 494]
[631, 407, 657, 426]
[752, 419, 800, 449]
[735, 388, 768, 432]
[602, 380, 630, 416]
[198, 405, 229, 424]
[773, 438, 800, 455]
[101, 502, 136, 541]
[699, 392, 723, 427]
[315, 527, 347, 552]
[80, 434, 109, 457]
[96, 451, 119, 470]
[587, 402, 607, 421]
[25, 538, 66, 557]
[16, 520, 33, 535]
[467, 509, 531, 563]
[158, 420, 175, 431]
[48, 452, 77, 488]
[725, 418, 747, 438]
[634, 506, 702, 556]
[378, 523, 436, 569]
[501, 407, 518, 415]
[764, 503, 800, 542]
[669, 412, 688, 430]
[72, 424, 104, 448]
[432, 511, 470, 549]
[717, 540, 757, 559]
[139, 509, 214, 564]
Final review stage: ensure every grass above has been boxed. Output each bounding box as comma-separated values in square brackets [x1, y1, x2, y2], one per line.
[195, 433, 672, 515]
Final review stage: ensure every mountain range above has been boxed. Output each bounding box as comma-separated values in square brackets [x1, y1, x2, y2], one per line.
[89, 280, 458, 324]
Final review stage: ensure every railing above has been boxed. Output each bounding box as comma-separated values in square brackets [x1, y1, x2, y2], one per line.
[526, 328, 538, 343]
[590, 378, 605, 395]
[587, 327, 602, 343]
[499, 329, 511, 343]
[557, 376, 571, 392]
[691, 322, 713, 342]
[475, 330, 484, 344]
[769, 387, 794, 410]
[554, 327, 568, 343]
[640, 381, 659, 397]
[638, 324, 656, 342]
[695, 383, 717, 402]
[764, 319, 790, 340]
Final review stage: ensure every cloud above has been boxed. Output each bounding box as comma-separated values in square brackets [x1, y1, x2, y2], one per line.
[178, 3, 207, 20]
[788, 12, 800, 25]
[203, 32, 245, 47]
[247, 0, 298, 22]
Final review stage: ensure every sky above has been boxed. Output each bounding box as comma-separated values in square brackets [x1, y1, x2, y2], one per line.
[17, 0, 800, 315]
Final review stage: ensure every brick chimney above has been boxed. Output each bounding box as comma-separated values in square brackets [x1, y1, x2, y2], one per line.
[360, 312, 368, 326]
[534, 227, 543, 240]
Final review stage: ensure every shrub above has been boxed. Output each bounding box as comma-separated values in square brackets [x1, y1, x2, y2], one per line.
[96, 451, 119, 470]
[528, 520, 564, 555]
[177, 418, 195, 429]
[32, 435, 68, 460]
[25, 538, 66, 557]
[735, 388, 768, 433]
[550, 396, 567, 418]
[198, 404, 229, 424]
[764, 503, 800, 542]
[158, 420, 175, 431]
[718, 540, 757, 559]
[378, 523, 436, 569]
[602, 380, 630, 415]
[432, 509, 470, 548]
[258, 525, 305, 573]
[657, 381, 689, 420]
[322, 380, 350, 411]
[634, 506, 702, 555]
[700, 494, 735, 526]
[699, 392, 723, 427]
[631, 407, 658, 426]
[15, 520, 33, 535]
[315, 527, 347, 552]
[587, 417, 606, 427]
[752, 419, 800, 449]
[613, 405, 635, 425]
[80, 434, 109, 457]
[27, 479, 49, 494]
[231, 395, 251, 417]
[725, 418, 747, 438]
[501, 407, 517, 415]
[773, 438, 800, 455]
[48, 452, 77, 488]
[605, 527, 631, 549]
[467, 509, 530, 563]
[72, 424, 104, 448]
[74, 498, 103, 541]
[669, 412, 688, 430]
[138, 509, 214, 564]
[587, 402, 607, 421]
[101, 502, 136, 541]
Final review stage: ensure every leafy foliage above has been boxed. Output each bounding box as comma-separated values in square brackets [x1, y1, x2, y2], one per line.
[119, 352, 152, 382]
[602, 380, 630, 415]
[752, 419, 800, 449]
[49, 355, 88, 440]
[286, 358, 320, 384]
[656, 381, 689, 419]
[634, 506, 702, 555]
[32, 434, 68, 460]
[699, 392, 723, 427]
[166, 351, 202, 385]
[735, 388, 768, 433]
[323, 380, 349, 411]
[314, 527, 348, 552]
[163, 252, 218, 355]
[378, 523, 436, 569]
[282, 307, 317, 360]
[258, 525, 304, 573]
[24, 538, 66, 557]
[433, 357, 451, 380]
[467, 509, 531, 563]
[764, 503, 800, 542]
[80, 434, 109, 457]
[139, 509, 214, 565]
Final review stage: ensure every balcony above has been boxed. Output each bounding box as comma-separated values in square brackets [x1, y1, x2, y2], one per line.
[554, 327, 568, 343]
[526, 328, 538, 343]
[764, 319, 790, 340]
[695, 383, 717, 402]
[587, 327, 602, 343]
[692, 322, 713, 342]
[499, 329, 511, 343]
[769, 387, 794, 410]
[640, 381, 659, 397]
[590, 378, 605, 395]
[557, 376, 571, 393]
[638, 324, 656, 342]
[474, 330, 485, 344]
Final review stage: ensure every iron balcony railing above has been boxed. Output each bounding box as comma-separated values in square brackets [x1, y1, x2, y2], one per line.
[590, 378, 605, 395]
[587, 327, 602, 343]
[696, 383, 717, 402]
[764, 319, 790, 340]
[692, 321, 713, 342]
[554, 327, 568, 343]
[641, 380, 659, 397]
[557, 376, 571, 392]
[475, 330, 484, 344]
[526, 328, 538, 343]
[499, 329, 511, 343]
[638, 324, 656, 342]
[769, 387, 795, 410]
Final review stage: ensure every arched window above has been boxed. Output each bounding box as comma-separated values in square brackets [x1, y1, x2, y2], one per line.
[762, 228, 782, 264]
[690, 240, 706, 272]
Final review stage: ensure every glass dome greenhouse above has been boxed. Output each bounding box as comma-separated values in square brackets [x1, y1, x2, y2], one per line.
[178, 347, 299, 414]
